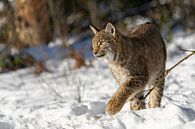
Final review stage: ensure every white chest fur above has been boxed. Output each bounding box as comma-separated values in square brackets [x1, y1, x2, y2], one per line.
[108, 63, 130, 86]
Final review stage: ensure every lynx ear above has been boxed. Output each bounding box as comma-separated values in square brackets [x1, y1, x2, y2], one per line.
[105, 23, 116, 36]
[89, 25, 99, 34]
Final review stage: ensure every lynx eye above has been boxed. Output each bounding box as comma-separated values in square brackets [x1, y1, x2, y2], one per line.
[98, 42, 103, 46]
[98, 42, 105, 46]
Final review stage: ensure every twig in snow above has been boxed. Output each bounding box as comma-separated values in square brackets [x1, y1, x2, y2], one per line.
[43, 82, 63, 98]
[0, 95, 8, 103]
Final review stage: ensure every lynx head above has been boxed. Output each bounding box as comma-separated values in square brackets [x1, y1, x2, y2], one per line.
[90, 23, 119, 62]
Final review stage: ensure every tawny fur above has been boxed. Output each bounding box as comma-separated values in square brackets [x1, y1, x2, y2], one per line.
[90, 22, 166, 115]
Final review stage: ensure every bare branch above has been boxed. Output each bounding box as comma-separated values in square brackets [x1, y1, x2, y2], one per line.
[165, 49, 195, 75]
[143, 87, 155, 99]
[143, 49, 195, 99]
[178, 48, 195, 53]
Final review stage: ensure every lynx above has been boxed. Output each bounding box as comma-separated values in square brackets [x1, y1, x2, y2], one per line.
[90, 22, 166, 115]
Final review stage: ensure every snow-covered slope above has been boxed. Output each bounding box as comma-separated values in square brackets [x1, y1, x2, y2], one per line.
[0, 33, 195, 129]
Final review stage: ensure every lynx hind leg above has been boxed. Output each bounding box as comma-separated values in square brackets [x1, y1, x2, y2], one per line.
[148, 72, 165, 108]
[130, 92, 145, 111]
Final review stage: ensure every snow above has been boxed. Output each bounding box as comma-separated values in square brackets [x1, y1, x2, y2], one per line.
[0, 33, 195, 129]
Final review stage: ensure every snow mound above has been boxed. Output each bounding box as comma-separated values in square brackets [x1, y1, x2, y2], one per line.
[77, 103, 195, 129]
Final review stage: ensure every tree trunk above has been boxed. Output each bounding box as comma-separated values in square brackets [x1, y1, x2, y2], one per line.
[15, 0, 53, 46]
[1, 0, 19, 49]
[88, 0, 100, 27]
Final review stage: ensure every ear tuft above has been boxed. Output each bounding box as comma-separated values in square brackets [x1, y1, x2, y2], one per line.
[105, 23, 116, 36]
[89, 25, 99, 34]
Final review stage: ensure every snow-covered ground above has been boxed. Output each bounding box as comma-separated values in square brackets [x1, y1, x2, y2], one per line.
[0, 33, 195, 129]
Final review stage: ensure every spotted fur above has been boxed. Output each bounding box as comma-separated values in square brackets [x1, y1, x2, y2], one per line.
[90, 22, 166, 115]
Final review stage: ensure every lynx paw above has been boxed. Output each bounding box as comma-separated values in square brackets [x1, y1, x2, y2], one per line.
[105, 98, 122, 115]
[130, 97, 146, 111]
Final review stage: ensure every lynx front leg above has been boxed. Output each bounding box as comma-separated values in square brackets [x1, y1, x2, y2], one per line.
[106, 76, 147, 115]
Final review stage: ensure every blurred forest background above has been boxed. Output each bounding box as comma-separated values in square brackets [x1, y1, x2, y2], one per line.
[0, 0, 195, 73]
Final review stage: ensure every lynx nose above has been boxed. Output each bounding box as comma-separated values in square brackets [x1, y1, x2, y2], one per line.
[93, 50, 98, 55]
[94, 52, 98, 55]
